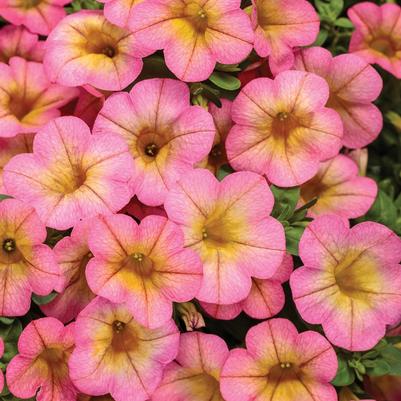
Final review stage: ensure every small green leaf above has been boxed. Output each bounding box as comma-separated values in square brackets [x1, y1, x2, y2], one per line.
[380, 346, 401, 375]
[32, 292, 58, 306]
[271, 186, 300, 221]
[290, 198, 318, 223]
[0, 195, 11, 202]
[209, 72, 241, 91]
[216, 165, 234, 181]
[313, 29, 329, 46]
[285, 225, 306, 256]
[366, 359, 391, 376]
[331, 355, 355, 386]
[215, 63, 242, 73]
[0, 318, 14, 325]
[315, 0, 343, 21]
[362, 189, 397, 229]
[334, 17, 354, 28]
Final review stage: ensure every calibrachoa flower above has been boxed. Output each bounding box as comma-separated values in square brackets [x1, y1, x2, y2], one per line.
[99, 0, 144, 28]
[0, 133, 33, 193]
[6, 317, 77, 401]
[86, 214, 203, 329]
[348, 2, 401, 79]
[41, 220, 96, 323]
[44, 10, 149, 91]
[299, 154, 377, 219]
[226, 70, 343, 187]
[129, 0, 254, 82]
[201, 253, 293, 320]
[164, 169, 285, 304]
[220, 318, 338, 401]
[69, 297, 179, 401]
[198, 99, 232, 174]
[3, 116, 135, 230]
[251, 0, 320, 74]
[0, 199, 60, 316]
[0, 25, 44, 63]
[93, 78, 215, 206]
[290, 214, 401, 351]
[0, 57, 78, 138]
[152, 332, 229, 401]
[294, 46, 383, 148]
[0, 0, 68, 35]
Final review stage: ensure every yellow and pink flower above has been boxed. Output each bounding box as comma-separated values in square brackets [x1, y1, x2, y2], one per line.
[93, 78, 215, 206]
[220, 318, 338, 401]
[226, 70, 343, 187]
[129, 0, 254, 82]
[41, 219, 96, 323]
[6, 317, 77, 401]
[294, 46, 383, 148]
[348, 2, 401, 79]
[69, 296, 179, 401]
[86, 214, 203, 329]
[44, 10, 150, 91]
[290, 214, 401, 351]
[251, 0, 320, 74]
[0, 199, 61, 316]
[299, 154, 377, 219]
[0, 57, 78, 138]
[152, 332, 229, 401]
[165, 169, 285, 304]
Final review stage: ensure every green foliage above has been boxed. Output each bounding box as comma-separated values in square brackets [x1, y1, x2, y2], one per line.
[66, 0, 103, 13]
[0, 195, 11, 202]
[32, 292, 58, 306]
[209, 72, 241, 91]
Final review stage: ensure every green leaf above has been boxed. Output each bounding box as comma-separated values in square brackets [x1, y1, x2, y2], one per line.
[315, 0, 343, 22]
[313, 29, 329, 46]
[332, 355, 355, 386]
[32, 292, 58, 306]
[216, 165, 234, 181]
[366, 359, 391, 376]
[0, 195, 11, 202]
[0, 318, 14, 325]
[0, 320, 22, 363]
[334, 17, 354, 28]
[365, 189, 397, 228]
[285, 225, 306, 256]
[209, 72, 241, 91]
[271, 186, 300, 221]
[215, 63, 242, 73]
[381, 346, 401, 375]
[290, 198, 317, 223]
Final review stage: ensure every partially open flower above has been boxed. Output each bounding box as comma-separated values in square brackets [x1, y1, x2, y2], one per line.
[69, 297, 179, 401]
[291, 214, 401, 351]
[44, 10, 149, 91]
[152, 332, 229, 401]
[176, 302, 205, 331]
[0, 199, 60, 316]
[0, 57, 78, 138]
[3, 116, 135, 230]
[348, 2, 401, 79]
[6, 317, 77, 401]
[220, 318, 338, 401]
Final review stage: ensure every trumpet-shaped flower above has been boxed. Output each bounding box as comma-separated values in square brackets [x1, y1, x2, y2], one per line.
[69, 297, 179, 401]
[93, 78, 215, 206]
[3, 116, 135, 230]
[226, 71, 343, 187]
[99, 0, 144, 28]
[0, 0, 69, 35]
[0, 26, 44, 63]
[294, 46, 383, 148]
[201, 253, 293, 320]
[129, 0, 254, 82]
[348, 2, 401, 79]
[6, 317, 77, 401]
[251, 0, 320, 74]
[220, 318, 338, 401]
[0, 199, 60, 316]
[0, 57, 78, 138]
[44, 10, 149, 91]
[299, 154, 377, 219]
[165, 169, 285, 304]
[290, 215, 401, 351]
[41, 220, 96, 323]
[86, 214, 203, 329]
[152, 332, 229, 401]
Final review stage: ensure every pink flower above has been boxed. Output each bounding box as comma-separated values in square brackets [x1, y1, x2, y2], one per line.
[69, 296, 179, 401]
[226, 70, 343, 187]
[41, 220, 96, 323]
[0, 0, 68, 35]
[0, 199, 60, 316]
[6, 317, 77, 401]
[152, 332, 229, 401]
[72, 87, 106, 129]
[3, 116, 134, 230]
[0, 25, 44, 63]
[100, 0, 144, 28]
[164, 169, 285, 304]
[201, 253, 293, 320]
[0, 57, 78, 138]
[290, 214, 401, 351]
[93, 78, 215, 206]
[122, 196, 167, 221]
[44, 10, 149, 91]
[86, 214, 203, 329]
[299, 154, 377, 219]
[129, 0, 254, 82]
[294, 46, 383, 148]
[251, 0, 320, 74]
[348, 2, 401, 79]
[220, 318, 338, 401]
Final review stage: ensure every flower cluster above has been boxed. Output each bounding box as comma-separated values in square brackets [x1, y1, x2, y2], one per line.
[0, 0, 400, 401]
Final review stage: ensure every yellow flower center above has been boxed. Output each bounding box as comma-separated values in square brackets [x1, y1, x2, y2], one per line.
[111, 319, 138, 353]
[184, 2, 209, 32]
[370, 37, 396, 57]
[144, 143, 159, 157]
[123, 252, 154, 277]
[272, 112, 301, 138]
[0, 237, 23, 264]
[2, 238, 15, 253]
